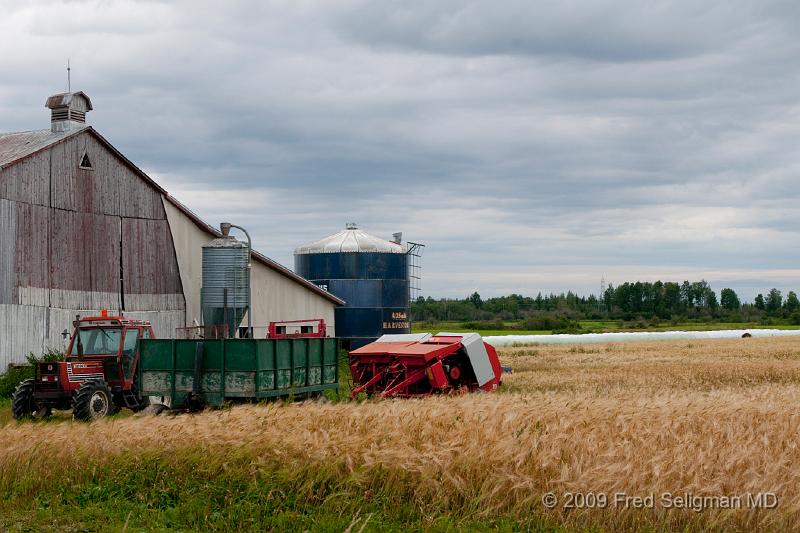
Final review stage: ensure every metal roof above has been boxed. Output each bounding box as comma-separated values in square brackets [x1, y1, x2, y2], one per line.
[0, 125, 344, 306]
[45, 91, 93, 110]
[0, 128, 85, 168]
[295, 224, 405, 254]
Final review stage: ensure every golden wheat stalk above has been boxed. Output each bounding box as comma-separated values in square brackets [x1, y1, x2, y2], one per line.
[2, 336, 799, 531]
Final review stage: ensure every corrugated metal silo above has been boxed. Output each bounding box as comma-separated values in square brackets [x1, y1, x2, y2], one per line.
[295, 223, 410, 348]
[201, 229, 250, 337]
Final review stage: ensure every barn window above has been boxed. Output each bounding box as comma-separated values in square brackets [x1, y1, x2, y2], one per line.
[79, 151, 93, 170]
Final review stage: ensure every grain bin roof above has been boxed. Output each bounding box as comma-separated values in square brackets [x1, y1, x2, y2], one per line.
[295, 224, 405, 254]
[0, 126, 344, 306]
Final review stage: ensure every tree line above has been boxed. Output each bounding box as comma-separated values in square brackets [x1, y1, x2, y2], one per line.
[411, 281, 800, 327]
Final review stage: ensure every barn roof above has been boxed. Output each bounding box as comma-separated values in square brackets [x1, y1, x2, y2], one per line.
[0, 128, 84, 168]
[0, 126, 344, 306]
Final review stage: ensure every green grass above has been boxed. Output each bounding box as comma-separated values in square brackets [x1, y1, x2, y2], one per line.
[0, 449, 570, 532]
[414, 327, 552, 336]
[0, 398, 10, 426]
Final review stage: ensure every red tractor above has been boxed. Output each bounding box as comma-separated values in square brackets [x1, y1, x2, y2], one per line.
[11, 312, 155, 421]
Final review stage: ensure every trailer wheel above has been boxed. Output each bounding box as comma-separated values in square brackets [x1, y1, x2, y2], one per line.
[73, 380, 119, 421]
[11, 378, 52, 420]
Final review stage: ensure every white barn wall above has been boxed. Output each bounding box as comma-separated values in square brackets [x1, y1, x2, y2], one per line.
[0, 304, 47, 368]
[163, 199, 205, 326]
[0, 305, 188, 369]
[163, 198, 336, 336]
[121, 310, 186, 339]
[247, 260, 337, 337]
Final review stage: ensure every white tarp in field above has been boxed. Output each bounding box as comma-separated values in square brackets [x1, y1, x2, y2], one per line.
[484, 329, 800, 347]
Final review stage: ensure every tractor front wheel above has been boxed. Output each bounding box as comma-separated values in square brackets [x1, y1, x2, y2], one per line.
[73, 380, 119, 421]
[11, 378, 52, 420]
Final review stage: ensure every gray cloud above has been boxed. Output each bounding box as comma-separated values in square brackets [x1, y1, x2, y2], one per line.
[328, 1, 763, 61]
[0, 0, 798, 300]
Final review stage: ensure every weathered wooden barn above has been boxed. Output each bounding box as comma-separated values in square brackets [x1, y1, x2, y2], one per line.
[0, 91, 342, 367]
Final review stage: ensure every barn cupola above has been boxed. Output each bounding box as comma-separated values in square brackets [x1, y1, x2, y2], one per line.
[45, 91, 93, 133]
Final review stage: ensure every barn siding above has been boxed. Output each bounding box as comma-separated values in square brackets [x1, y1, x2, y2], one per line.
[122, 218, 183, 299]
[49, 210, 120, 303]
[50, 134, 98, 213]
[48, 131, 163, 219]
[48, 209, 91, 300]
[45, 308, 85, 352]
[0, 151, 50, 206]
[85, 134, 120, 216]
[49, 140, 78, 211]
[119, 170, 164, 219]
[6, 129, 177, 317]
[0, 304, 47, 369]
[17, 287, 49, 307]
[15, 202, 50, 302]
[0, 305, 188, 367]
[0, 199, 16, 304]
[124, 293, 184, 312]
[123, 310, 186, 339]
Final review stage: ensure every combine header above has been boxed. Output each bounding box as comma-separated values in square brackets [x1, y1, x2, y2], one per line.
[349, 333, 502, 398]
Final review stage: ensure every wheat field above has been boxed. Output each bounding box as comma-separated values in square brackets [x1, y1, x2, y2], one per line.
[3, 336, 800, 531]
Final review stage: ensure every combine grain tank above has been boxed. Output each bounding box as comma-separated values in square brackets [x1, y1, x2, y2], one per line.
[294, 223, 411, 348]
[201, 226, 249, 337]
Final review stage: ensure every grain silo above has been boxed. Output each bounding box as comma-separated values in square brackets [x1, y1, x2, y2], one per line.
[295, 223, 422, 348]
[201, 224, 250, 337]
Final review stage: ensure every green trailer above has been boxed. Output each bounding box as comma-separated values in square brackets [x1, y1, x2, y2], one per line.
[137, 337, 339, 408]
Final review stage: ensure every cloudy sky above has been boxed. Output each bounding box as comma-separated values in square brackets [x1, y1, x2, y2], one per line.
[1, 0, 798, 300]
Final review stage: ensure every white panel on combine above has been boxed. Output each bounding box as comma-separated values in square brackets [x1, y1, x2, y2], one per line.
[437, 332, 495, 386]
[375, 333, 432, 343]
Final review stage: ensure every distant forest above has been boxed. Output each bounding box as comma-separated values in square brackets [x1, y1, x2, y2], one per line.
[411, 281, 800, 331]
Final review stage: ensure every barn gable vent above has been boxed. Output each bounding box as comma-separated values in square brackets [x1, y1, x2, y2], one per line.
[79, 151, 93, 170]
[45, 91, 93, 133]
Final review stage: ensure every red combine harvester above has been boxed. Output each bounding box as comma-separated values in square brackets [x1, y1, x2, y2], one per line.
[11, 312, 155, 421]
[349, 333, 502, 398]
[267, 319, 327, 339]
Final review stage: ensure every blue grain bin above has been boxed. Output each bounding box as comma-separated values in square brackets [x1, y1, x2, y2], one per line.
[295, 223, 410, 348]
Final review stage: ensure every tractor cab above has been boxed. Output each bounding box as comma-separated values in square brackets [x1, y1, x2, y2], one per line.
[13, 311, 156, 421]
[64, 313, 154, 386]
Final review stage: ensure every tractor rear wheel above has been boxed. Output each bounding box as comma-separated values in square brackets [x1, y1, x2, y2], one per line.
[11, 378, 52, 420]
[73, 380, 119, 421]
